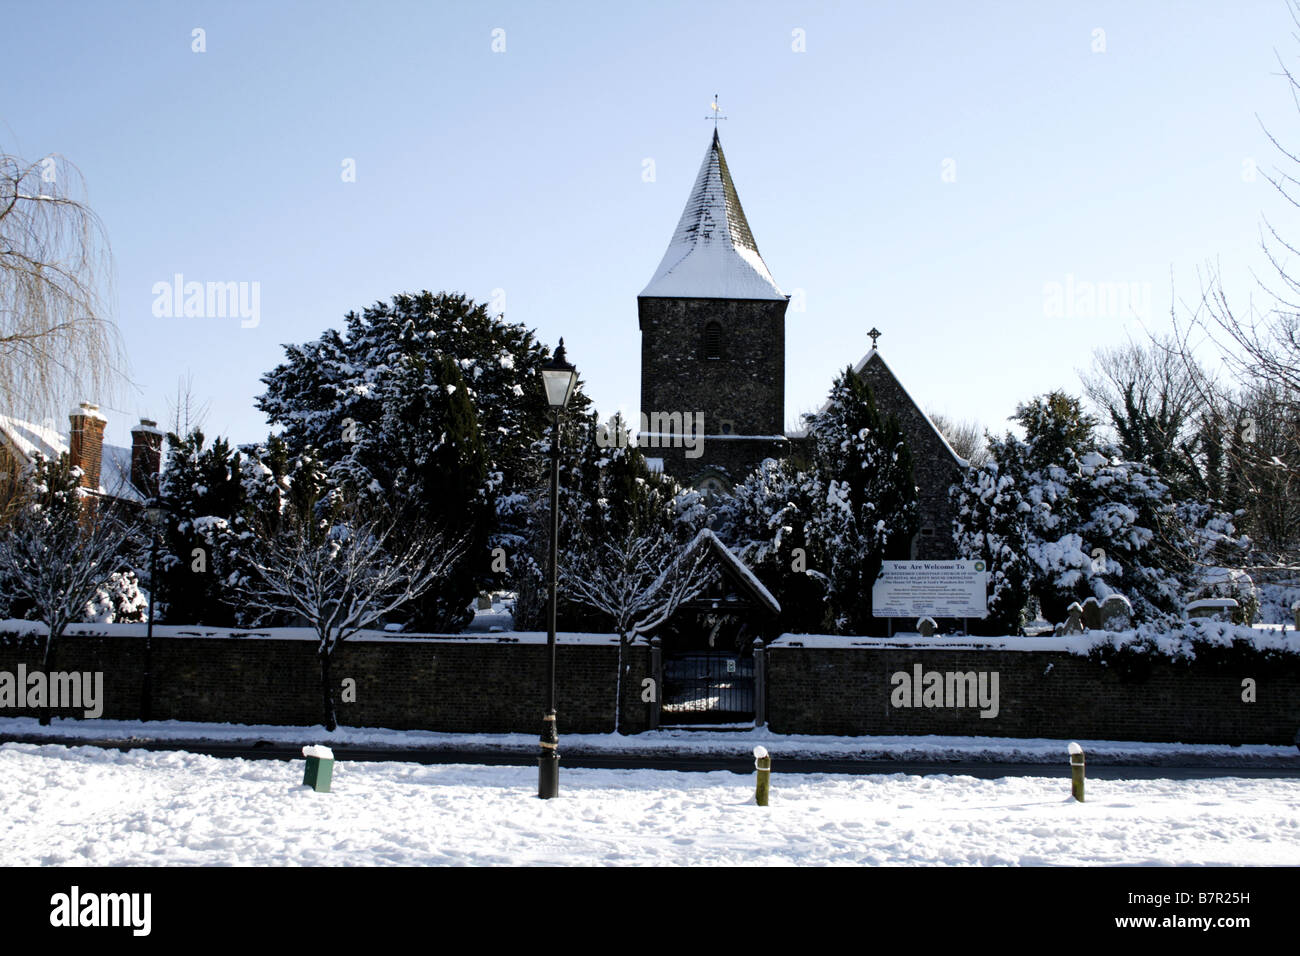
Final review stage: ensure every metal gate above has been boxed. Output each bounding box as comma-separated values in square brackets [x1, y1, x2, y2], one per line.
[660, 652, 754, 725]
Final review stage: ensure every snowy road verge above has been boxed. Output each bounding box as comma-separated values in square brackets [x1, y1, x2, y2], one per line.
[1, 742, 1295, 866]
[1, 716, 1297, 766]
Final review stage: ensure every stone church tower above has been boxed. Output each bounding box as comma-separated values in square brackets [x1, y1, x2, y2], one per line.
[638, 130, 790, 491]
[637, 129, 967, 558]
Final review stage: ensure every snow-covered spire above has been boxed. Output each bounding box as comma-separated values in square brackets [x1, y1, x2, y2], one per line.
[640, 130, 785, 300]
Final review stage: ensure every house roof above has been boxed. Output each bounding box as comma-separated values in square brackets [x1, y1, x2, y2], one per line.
[639, 130, 785, 301]
[787, 348, 970, 468]
[0, 413, 146, 504]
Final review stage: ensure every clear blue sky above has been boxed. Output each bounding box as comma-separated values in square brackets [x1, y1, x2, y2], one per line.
[3, 0, 1295, 451]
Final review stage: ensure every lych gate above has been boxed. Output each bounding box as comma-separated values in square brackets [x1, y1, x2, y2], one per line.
[652, 531, 781, 726]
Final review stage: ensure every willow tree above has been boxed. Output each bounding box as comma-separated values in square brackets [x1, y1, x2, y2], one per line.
[0, 149, 125, 422]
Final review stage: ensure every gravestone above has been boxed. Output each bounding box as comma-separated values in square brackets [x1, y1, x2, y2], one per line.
[916, 617, 937, 637]
[1056, 602, 1084, 636]
[1099, 594, 1133, 631]
[1081, 597, 1102, 631]
[1186, 598, 1238, 622]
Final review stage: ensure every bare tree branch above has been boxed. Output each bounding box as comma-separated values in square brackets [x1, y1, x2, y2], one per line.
[0, 149, 126, 421]
[237, 498, 468, 729]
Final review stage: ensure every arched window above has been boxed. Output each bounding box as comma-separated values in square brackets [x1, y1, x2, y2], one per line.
[703, 321, 722, 360]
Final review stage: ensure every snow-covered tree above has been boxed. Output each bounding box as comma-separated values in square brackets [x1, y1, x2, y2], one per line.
[955, 391, 1193, 628]
[1074, 448, 1188, 621]
[154, 429, 249, 625]
[238, 491, 467, 731]
[952, 435, 1034, 634]
[80, 570, 148, 624]
[515, 412, 696, 632]
[715, 456, 829, 633]
[256, 292, 588, 631]
[560, 526, 718, 729]
[803, 368, 918, 633]
[0, 454, 137, 722]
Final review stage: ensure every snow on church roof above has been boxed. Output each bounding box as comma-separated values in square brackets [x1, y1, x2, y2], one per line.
[639, 130, 785, 301]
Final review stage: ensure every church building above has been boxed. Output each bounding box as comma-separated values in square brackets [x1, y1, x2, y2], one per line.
[637, 128, 967, 559]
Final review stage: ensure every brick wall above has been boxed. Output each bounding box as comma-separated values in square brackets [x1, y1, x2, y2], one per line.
[0, 632, 653, 735]
[766, 644, 1300, 744]
[5, 630, 1294, 745]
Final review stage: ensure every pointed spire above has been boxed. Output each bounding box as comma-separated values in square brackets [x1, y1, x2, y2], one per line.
[640, 131, 784, 300]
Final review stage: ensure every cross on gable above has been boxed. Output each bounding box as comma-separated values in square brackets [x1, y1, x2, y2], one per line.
[868, 327, 882, 349]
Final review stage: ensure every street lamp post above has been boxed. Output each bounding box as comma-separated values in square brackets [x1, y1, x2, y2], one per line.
[142, 503, 167, 722]
[538, 338, 578, 799]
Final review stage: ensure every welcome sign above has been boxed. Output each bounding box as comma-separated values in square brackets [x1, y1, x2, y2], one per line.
[872, 560, 989, 618]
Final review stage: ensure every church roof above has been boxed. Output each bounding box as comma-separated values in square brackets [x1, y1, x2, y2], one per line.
[787, 348, 970, 468]
[640, 130, 785, 301]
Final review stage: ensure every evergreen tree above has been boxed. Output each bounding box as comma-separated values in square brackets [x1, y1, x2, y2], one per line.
[715, 456, 829, 633]
[956, 391, 1193, 628]
[952, 434, 1034, 634]
[256, 292, 588, 630]
[804, 368, 919, 633]
[156, 430, 248, 625]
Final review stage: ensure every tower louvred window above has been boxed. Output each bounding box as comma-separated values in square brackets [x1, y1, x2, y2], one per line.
[704, 321, 722, 359]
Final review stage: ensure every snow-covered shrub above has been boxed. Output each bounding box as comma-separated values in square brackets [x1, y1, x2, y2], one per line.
[952, 445, 1034, 634]
[81, 570, 148, 624]
[955, 392, 1190, 629]
[1256, 578, 1300, 625]
[1083, 619, 1300, 679]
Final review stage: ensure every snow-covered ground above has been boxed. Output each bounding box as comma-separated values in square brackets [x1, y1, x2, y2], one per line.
[1, 742, 1296, 866]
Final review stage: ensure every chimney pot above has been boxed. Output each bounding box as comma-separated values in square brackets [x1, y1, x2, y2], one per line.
[131, 417, 163, 498]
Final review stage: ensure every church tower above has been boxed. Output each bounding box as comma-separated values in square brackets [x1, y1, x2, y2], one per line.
[638, 129, 790, 491]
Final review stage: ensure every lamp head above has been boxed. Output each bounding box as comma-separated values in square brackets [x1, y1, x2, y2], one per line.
[541, 338, 578, 410]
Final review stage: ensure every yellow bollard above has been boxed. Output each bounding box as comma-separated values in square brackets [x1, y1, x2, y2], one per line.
[753, 745, 771, 806]
[1068, 742, 1085, 802]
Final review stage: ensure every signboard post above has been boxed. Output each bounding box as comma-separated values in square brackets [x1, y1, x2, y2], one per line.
[872, 560, 989, 623]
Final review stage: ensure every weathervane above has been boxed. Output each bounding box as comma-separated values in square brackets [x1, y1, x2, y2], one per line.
[868, 327, 882, 349]
[705, 94, 727, 131]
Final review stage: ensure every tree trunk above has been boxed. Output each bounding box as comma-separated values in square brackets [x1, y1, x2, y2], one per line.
[319, 649, 337, 732]
[39, 631, 57, 727]
[614, 635, 627, 735]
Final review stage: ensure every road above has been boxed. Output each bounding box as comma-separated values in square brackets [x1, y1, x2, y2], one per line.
[4, 734, 1298, 779]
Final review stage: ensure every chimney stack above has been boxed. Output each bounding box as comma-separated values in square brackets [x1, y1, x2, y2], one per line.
[68, 402, 106, 491]
[131, 419, 164, 498]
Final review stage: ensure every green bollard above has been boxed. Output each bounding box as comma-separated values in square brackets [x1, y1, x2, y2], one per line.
[753, 745, 771, 806]
[302, 744, 334, 793]
[1068, 742, 1085, 802]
